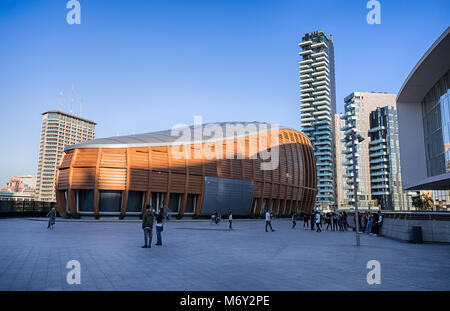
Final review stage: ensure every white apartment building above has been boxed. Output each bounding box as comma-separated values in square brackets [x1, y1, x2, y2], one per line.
[36, 111, 96, 202]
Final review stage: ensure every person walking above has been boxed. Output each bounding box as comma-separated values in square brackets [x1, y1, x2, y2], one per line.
[141, 206, 154, 248]
[343, 211, 348, 231]
[155, 208, 164, 246]
[46, 207, 56, 229]
[315, 211, 322, 232]
[291, 212, 297, 229]
[265, 209, 275, 232]
[310, 212, 315, 231]
[303, 214, 309, 229]
[228, 211, 233, 230]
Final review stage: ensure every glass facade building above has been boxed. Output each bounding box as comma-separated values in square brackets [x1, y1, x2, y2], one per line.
[340, 92, 396, 208]
[397, 27, 450, 190]
[299, 30, 336, 208]
[369, 106, 413, 210]
[422, 70, 450, 177]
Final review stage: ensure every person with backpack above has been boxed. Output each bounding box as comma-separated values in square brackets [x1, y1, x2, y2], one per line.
[141, 206, 154, 248]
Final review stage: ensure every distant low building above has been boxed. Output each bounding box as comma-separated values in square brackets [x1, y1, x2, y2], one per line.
[0, 191, 34, 201]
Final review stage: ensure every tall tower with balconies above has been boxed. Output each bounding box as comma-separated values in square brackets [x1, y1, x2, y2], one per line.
[299, 30, 336, 209]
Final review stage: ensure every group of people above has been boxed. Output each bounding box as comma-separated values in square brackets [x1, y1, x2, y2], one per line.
[358, 211, 383, 236]
[141, 206, 165, 248]
[211, 211, 233, 229]
[298, 210, 349, 233]
[46, 204, 382, 245]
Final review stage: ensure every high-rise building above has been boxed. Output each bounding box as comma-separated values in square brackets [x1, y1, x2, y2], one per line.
[36, 111, 96, 202]
[368, 106, 413, 210]
[341, 92, 396, 208]
[299, 30, 336, 209]
[334, 113, 347, 209]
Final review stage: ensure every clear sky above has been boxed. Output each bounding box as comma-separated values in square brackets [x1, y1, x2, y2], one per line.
[0, 0, 449, 187]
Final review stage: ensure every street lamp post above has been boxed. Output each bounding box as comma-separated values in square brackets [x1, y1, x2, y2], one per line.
[347, 132, 364, 247]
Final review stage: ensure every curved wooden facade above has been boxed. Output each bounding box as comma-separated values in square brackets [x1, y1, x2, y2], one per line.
[55, 125, 317, 218]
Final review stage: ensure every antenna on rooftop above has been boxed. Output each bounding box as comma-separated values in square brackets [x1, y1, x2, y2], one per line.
[59, 91, 63, 110]
[70, 85, 74, 114]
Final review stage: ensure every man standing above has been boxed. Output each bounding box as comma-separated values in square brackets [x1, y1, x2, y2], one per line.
[228, 211, 233, 230]
[265, 209, 275, 232]
[376, 210, 383, 236]
[142, 206, 154, 248]
[332, 212, 338, 231]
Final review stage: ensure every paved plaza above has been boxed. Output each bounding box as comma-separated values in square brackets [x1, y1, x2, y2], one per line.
[0, 217, 449, 291]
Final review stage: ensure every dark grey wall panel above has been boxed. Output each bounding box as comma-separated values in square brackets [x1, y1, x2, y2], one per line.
[201, 176, 253, 216]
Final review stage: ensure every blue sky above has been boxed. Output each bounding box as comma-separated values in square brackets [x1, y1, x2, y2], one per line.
[0, 0, 449, 186]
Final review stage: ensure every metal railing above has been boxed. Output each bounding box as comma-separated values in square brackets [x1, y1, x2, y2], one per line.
[0, 201, 58, 217]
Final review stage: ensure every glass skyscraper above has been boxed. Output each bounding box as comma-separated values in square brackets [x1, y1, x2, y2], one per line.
[369, 106, 413, 210]
[299, 30, 336, 209]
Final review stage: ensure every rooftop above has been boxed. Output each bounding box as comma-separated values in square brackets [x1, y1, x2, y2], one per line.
[43, 110, 97, 125]
[64, 121, 296, 151]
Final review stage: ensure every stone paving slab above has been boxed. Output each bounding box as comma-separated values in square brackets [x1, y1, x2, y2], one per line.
[0, 218, 449, 291]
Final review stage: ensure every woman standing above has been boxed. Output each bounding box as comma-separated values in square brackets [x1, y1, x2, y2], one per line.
[155, 209, 164, 246]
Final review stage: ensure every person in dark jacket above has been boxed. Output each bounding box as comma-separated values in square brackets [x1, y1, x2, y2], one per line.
[343, 211, 348, 231]
[155, 209, 164, 246]
[142, 206, 154, 248]
[310, 212, 315, 231]
[47, 207, 56, 229]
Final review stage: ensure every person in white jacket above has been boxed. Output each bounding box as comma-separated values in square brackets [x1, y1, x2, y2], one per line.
[315, 211, 322, 232]
[265, 210, 275, 232]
